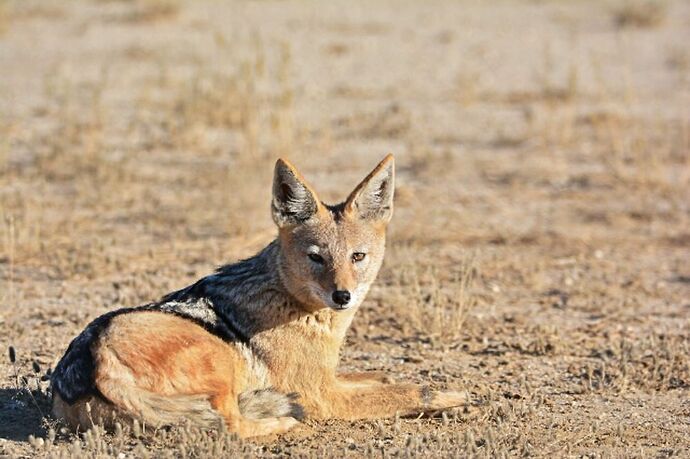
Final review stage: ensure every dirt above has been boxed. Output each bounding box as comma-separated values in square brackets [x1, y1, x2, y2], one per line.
[0, 0, 688, 457]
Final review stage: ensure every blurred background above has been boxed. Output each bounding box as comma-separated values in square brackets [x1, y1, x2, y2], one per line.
[0, 0, 688, 456]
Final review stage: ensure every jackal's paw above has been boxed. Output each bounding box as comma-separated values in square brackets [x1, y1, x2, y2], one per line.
[258, 415, 301, 435]
[274, 416, 301, 434]
[238, 416, 301, 438]
[422, 387, 468, 411]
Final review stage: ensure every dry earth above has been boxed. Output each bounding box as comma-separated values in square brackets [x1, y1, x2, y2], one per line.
[0, 0, 688, 457]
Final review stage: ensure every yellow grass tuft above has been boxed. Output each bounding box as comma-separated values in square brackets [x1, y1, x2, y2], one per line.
[613, 1, 668, 29]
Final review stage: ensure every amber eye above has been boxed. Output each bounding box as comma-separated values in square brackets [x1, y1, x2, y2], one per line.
[308, 253, 324, 264]
[352, 252, 366, 263]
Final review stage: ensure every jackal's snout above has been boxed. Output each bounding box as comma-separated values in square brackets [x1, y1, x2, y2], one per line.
[331, 290, 351, 307]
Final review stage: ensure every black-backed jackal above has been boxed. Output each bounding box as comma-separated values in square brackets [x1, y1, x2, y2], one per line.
[51, 155, 467, 438]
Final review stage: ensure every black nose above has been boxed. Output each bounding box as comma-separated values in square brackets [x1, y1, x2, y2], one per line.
[332, 290, 351, 306]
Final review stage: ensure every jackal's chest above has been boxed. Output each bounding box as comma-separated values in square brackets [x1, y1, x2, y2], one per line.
[247, 323, 343, 391]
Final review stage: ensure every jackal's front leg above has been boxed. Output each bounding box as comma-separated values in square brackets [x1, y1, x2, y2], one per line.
[313, 382, 467, 420]
[337, 371, 393, 385]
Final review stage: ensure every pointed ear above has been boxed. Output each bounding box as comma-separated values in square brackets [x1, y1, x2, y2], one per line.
[271, 158, 322, 228]
[345, 154, 395, 224]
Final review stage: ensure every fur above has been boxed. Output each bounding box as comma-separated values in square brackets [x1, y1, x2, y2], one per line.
[51, 155, 467, 438]
[239, 389, 304, 421]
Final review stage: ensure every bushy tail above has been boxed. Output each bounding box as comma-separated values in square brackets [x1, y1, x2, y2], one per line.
[52, 388, 223, 432]
[93, 372, 223, 429]
[113, 388, 224, 428]
[98, 384, 302, 429]
[238, 388, 305, 421]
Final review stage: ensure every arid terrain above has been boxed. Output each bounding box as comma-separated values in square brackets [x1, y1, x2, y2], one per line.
[0, 0, 688, 457]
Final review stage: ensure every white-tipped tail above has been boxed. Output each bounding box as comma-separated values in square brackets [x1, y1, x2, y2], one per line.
[238, 388, 305, 420]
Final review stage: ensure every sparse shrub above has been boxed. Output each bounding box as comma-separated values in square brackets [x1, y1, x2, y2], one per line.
[120, 0, 180, 23]
[613, 1, 668, 29]
[570, 335, 689, 392]
[0, 0, 10, 35]
[388, 247, 478, 339]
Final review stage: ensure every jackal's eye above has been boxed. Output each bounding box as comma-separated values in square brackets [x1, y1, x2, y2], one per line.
[308, 253, 324, 264]
[352, 252, 366, 263]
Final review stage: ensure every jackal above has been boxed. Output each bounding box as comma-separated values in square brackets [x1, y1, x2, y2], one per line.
[51, 155, 467, 438]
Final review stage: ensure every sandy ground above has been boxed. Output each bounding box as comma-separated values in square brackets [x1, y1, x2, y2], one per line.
[0, 0, 688, 457]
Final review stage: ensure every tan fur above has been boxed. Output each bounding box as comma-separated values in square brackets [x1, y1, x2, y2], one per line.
[52, 155, 467, 438]
[52, 393, 119, 430]
[337, 371, 393, 385]
[57, 312, 299, 437]
[238, 390, 299, 420]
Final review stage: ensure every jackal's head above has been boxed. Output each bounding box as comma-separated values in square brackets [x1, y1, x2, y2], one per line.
[272, 155, 394, 312]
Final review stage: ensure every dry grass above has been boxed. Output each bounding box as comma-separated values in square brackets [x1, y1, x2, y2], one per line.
[568, 334, 689, 393]
[0, 2, 7, 35]
[383, 246, 478, 339]
[613, 0, 669, 29]
[116, 0, 180, 24]
[0, 0, 689, 457]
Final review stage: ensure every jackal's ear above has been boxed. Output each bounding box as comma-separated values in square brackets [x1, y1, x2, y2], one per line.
[345, 154, 395, 224]
[272, 158, 322, 228]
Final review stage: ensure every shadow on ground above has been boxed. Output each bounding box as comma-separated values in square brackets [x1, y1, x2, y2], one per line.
[0, 388, 50, 441]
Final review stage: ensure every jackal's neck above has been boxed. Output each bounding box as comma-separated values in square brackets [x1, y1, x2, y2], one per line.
[212, 239, 284, 298]
[198, 239, 354, 344]
[206, 240, 285, 331]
